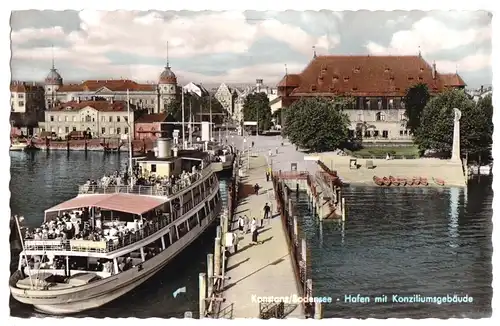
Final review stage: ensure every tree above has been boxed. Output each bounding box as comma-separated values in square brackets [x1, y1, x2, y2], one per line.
[243, 92, 272, 132]
[404, 83, 431, 133]
[413, 88, 492, 160]
[282, 97, 352, 152]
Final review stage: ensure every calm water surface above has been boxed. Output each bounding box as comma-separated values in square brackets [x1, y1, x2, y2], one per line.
[9, 150, 227, 318]
[294, 177, 493, 318]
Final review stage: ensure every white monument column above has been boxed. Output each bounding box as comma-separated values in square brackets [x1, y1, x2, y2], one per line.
[451, 108, 461, 162]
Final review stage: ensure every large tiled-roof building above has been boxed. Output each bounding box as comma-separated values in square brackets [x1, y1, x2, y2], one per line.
[44, 61, 179, 114]
[277, 55, 466, 141]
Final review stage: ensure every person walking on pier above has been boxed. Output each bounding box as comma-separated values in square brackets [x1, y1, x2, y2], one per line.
[254, 183, 260, 195]
[265, 171, 270, 182]
[244, 215, 250, 234]
[263, 203, 271, 220]
[233, 232, 239, 254]
[251, 218, 259, 244]
[238, 216, 245, 235]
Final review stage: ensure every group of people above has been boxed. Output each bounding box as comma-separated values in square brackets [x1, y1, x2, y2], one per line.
[136, 170, 202, 195]
[235, 203, 272, 246]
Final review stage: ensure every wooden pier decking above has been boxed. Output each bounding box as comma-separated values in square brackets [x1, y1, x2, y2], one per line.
[221, 154, 304, 319]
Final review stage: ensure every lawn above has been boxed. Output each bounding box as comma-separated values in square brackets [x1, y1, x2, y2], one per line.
[348, 145, 420, 159]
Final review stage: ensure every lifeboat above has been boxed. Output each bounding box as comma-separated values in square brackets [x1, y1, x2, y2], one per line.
[389, 176, 399, 186]
[433, 177, 445, 186]
[412, 177, 421, 186]
[382, 177, 391, 186]
[373, 176, 384, 186]
[420, 178, 429, 186]
[397, 177, 407, 186]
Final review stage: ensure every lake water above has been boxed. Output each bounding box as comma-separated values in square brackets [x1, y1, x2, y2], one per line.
[294, 177, 493, 318]
[9, 150, 227, 318]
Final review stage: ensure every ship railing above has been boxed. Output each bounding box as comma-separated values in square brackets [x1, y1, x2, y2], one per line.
[25, 181, 220, 254]
[78, 168, 211, 196]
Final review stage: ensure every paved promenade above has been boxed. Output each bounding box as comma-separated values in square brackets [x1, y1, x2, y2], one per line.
[222, 148, 305, 319]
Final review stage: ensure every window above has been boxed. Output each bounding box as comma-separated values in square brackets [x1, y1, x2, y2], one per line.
[109, 116, 113, 122]
[117, 116, 121, 122]
[364, 130, 371, 138]
[18, 93, 24, 98]
[73, 116, 77, 122]
[101, 116, 106, 122]
[18, 101, 24, 106]
[400, 130, 404, 136]
[50, 116, 54, 122]
[65, 127, 69, 133]
[376, 112, 385, 121]
[117, 127, 121, 134]
[151, 164, 157, 173]
[389, 99, 394, 109]
[109, 127, 115, 134]
[124, 116, 128, 122]
[101, 127, 106, 134]
[373, 130, 379, 137]
[365, 99, 370, 110]
[382, 130, 389, 138]
[64, 116, 68, 122]
[72, 127, 76, 132]
[85, 115, 92, 122]
[357, 113, 362, 121]
[124, 127, 129, 134]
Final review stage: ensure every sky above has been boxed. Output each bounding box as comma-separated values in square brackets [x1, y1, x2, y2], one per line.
[10, 10, 492, 88]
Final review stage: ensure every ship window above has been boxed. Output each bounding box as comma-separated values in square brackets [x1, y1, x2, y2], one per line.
[177, 221, 188, 238]
[188, 216, 198, 229]
[151, 164, 157, 173]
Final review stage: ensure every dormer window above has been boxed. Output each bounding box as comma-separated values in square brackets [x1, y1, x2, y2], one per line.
[408, 76, 414, 81]
[420, 68, 424, 72]
[352, 87, 358, 91]
[418, 77, 423, 81]
[344, 77, 350, 82]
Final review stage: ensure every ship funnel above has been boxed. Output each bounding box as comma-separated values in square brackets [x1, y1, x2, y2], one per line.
[157, 138, 172, 159]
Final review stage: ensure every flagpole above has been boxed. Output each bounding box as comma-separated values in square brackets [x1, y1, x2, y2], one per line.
[181, 89, 186, 148]
[189, 97, 193, 146]
[127, 89, 134, 186]
[209, 96, 213, 141]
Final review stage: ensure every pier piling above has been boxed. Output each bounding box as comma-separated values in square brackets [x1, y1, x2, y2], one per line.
[341, 197, 346, 222]
[214, 237, 221, 279]
[199, 272, 207, 319]
[314, 302, 323, 319]
[207, 254, 214, 298]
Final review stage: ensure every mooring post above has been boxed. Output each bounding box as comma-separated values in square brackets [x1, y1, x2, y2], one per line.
[314, 302, 323, 319]
[216, 225, 222, 239]
[293, 215, 298, 244]
[199, 272, 207, 319]
[207, 254, 214, 298]
[288, 198, 293, 215]
[341, 197, 346, 222]
[301, 238, 307, 268]
[296, 182, 299, 196]
[214, 237, 221, 278]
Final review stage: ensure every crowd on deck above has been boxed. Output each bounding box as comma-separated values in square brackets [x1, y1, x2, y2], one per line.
[24, 208, 170, 248]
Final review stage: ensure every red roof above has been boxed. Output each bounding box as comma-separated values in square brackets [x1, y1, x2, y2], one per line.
[50, 100, 134, 112]
[45, 193, 168, 215]
[279, 55, 466, 97]
[10, 82, 43, 93]
[135, 113, 168, 124]
[277, 74, 301, 87]
[439, 73, 467, 87]
[57, 79, 157, 92]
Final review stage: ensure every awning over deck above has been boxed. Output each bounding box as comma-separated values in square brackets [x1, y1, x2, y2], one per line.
[45, 193, 168, 215]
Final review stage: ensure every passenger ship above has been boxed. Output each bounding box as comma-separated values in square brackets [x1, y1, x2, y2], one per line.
[9, 138, 222, 315]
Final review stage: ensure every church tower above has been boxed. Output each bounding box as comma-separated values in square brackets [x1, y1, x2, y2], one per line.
[44, 46, 63, 109]
[158, 42, 178, 113]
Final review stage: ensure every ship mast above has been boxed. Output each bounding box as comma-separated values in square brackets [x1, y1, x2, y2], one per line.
[181, 89, 186, 149]
[127, 89, 134, 186]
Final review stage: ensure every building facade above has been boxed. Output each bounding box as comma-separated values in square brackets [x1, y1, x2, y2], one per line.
[43, 62, 179, 114]
[214, 83, 234, 116]
[41, 100, 136, 139]
[277, 55, 466, 141]
[10, 81, 45, 113]
[134, 112, 170, 141]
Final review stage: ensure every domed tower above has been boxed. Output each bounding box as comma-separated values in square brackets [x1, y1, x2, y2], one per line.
[44, 50, 63, 109]
[158, 42, 178, 113]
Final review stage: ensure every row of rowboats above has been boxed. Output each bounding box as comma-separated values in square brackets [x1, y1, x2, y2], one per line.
[373, 176, 446, 187]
